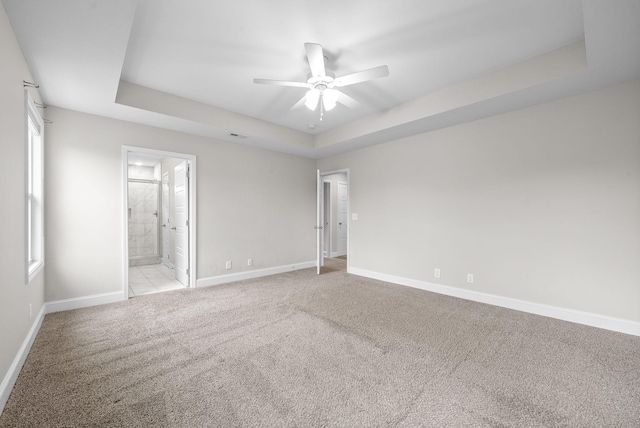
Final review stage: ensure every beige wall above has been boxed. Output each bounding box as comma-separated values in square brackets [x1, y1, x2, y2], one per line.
[318, 79, 640, 322]
[44, 107, 316, 301]
[0, 3, 45, 397]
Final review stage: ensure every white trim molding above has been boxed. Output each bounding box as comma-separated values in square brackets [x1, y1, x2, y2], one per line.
[198, 261, 316, 288]
[0, 305, 46, 413]
[349, 267, 640, 337]
[45, 291, 124, 314]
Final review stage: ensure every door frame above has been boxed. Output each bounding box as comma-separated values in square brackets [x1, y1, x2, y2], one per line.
[317, 168, 349, 274]
[122, 146, 197, 299]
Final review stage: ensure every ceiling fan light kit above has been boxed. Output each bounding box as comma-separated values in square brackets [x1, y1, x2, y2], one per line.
[305, 87, 339, 111]
[254, 43, 389, 117]
[321, 88, 339, 110]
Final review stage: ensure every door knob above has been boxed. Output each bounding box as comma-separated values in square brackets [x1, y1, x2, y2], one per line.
[171, 227, 177, 230]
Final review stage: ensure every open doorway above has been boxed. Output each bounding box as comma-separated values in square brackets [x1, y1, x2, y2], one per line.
[317, 169, 349, 274]
[122, 146, 196, 298]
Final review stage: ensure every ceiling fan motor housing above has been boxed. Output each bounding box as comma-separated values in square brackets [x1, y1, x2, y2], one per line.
[307, 72, 335, 91]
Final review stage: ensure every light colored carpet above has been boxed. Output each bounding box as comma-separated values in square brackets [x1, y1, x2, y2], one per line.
[1, 258, 639, 427]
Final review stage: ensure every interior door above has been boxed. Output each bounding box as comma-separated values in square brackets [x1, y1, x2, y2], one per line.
[161, 171, 170, 268]
[323, 181, 331, 257]
[174, 161, 189, 286]
[316, 170, 323, 274]
[337, 181, 348, 256]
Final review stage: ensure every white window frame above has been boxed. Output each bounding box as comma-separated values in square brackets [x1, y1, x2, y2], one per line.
[26, 91, 44, 283]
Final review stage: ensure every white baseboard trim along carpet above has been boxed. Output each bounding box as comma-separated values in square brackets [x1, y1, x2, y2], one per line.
[197, 261, 316, 288]
[348, 267, 640, 337]
[45, 291, 125, 314]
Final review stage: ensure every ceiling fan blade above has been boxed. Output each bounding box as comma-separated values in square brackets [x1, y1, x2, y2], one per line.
[337, 91, 360, 109]
[332, 65, 389, 87]
[304, 43, 326, 77]
[290, 94, 308, 110]
[254, 78, 312, 89]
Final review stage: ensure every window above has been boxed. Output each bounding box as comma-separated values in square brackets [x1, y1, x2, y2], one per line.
[26, 91, 44, 282]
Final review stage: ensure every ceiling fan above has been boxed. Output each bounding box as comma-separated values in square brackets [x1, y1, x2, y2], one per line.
[254, 43, 389, 115]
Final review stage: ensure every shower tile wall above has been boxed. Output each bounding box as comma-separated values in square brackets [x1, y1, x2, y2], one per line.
[129, 165, 160, 266]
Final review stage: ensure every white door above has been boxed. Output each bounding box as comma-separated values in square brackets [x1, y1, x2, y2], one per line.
[316, 170, 323, 274]
[323, 181, 331, 257]
[174, 162, 189, 286]
[337, 181, 348, 256]
[161, 171, 171, 268]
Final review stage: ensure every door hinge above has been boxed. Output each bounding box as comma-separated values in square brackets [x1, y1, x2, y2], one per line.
[186, 268, 190, 276]
[186, 220, 189, 226]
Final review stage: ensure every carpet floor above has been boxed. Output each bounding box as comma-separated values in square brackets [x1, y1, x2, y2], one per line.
[1, 258, 639, 427]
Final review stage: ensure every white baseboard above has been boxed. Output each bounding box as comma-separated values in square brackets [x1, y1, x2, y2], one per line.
[348, 267, 640, 337]
[0, 305, 46, 413]
[331, 252, 339, 258]
[197, 261, 316, 288]
[45, 291, 125, 314]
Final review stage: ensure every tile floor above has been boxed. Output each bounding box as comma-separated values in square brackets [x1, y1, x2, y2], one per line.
[129, 263, 186, 296]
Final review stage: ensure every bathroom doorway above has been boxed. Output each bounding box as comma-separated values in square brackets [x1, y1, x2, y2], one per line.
[317, 169, 349, 275]
[123, 147, 196, 298]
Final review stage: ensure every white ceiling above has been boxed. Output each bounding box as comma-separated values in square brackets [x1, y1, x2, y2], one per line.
[3, 0, 640, 158]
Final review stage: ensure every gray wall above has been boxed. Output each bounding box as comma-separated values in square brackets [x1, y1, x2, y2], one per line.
[0, 3, 45, 398]
[44, 106, 316, 301]
[318, 79, 640, 322]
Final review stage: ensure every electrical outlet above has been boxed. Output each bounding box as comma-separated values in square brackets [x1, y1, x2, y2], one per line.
[247, 258, 253, 266]
[225, 261, 232, 270]
[434, 268, 441, 278]
[467, 273, 474, 283]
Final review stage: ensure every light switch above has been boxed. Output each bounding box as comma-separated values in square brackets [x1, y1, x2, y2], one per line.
[352, 213, 358, 220]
